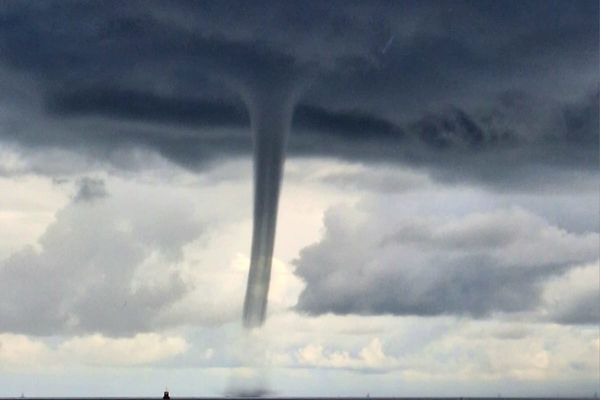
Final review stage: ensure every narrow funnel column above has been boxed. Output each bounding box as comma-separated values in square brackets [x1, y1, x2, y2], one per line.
[243, 93, 294, 328]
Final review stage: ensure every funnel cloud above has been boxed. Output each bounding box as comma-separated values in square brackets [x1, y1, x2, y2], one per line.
[243, 90, 296, 328]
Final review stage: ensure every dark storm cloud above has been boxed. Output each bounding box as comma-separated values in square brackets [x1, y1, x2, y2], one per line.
[35, 85, 599, 191]
[49, 88, 250, 128]
[0, 0, 597, 187]
[45, 86, 403, 142]
[293, 105, 404, 140]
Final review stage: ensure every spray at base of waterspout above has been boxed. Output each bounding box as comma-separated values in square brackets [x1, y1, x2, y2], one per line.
[224, 328, 275, 397]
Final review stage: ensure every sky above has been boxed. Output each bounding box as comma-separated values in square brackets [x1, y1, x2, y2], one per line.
[0, 0, 598, 397]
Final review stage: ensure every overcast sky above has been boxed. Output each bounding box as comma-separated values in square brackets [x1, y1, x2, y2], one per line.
[0, 1, 598, 397]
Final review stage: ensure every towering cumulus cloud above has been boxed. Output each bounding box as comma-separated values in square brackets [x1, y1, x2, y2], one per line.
[243, 87, 297, 328]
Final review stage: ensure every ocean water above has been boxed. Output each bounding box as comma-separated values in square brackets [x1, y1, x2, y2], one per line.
[0, 397, 593, 400]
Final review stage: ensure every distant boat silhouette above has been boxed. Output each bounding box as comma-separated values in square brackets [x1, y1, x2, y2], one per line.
[163, 390, 170, 400]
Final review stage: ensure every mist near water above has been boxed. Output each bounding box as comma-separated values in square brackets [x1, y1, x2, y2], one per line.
[224, 327, 275, 397]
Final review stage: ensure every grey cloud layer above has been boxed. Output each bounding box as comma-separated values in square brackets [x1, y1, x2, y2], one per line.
[552, 292, 599, 325]
[0, 1, 597, 188]
[294, 206, 598, 323]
